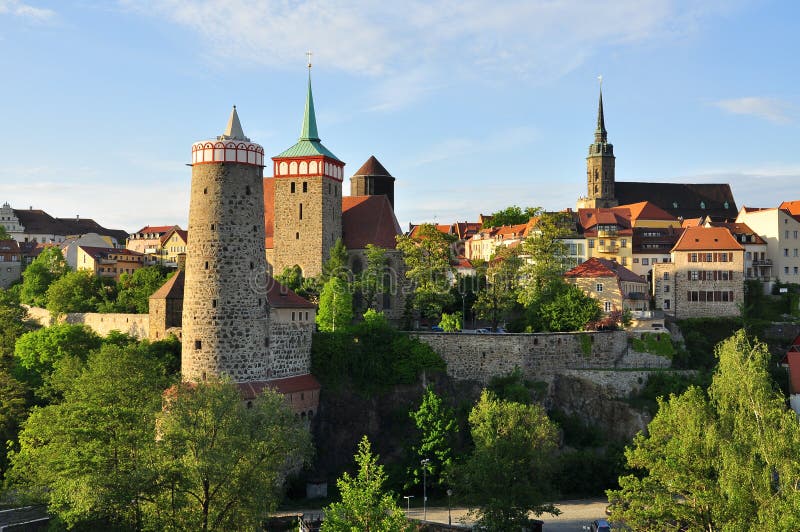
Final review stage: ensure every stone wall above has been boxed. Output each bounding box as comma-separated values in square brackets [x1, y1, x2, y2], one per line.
[0, 262, 21, 288]
[269, 322, 313, 379]
[412, 331, 634, 384]
[25, 306, 149, 339]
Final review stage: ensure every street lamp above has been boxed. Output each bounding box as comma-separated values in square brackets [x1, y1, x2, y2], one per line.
[421, 458, 430, 521]
[447, 488, 453, 525]
[403, 495, 414, 516]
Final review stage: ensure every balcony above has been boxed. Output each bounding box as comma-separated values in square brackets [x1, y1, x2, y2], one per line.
[596, 245, 619, 254]
[597, 229, 618, 238]
[751, 259, 772, 266]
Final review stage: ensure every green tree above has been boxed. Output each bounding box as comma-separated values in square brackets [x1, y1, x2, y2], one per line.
[20, 247, 69, 306]
[317, 276, 353, 332]
[482, 206, 540, 228]
[111, 265, 173, 313]
[473, 246, 522, 331]
[359, 244, 389, 310]
[45, 269, 104, 315]
[438, 312, 461, 332]
[530, 280, 602, 332]
[13, 323, 102, 390]
[8, 343, 172, 529]
[408, 386, 457, 488]
[276, 264, 303, 293]
[456, 390, 560, 530]
[322, 436, 410, 532]
[517, 212, 574, 307]
[0, 369, 28, 476]
[0, 288, 37, 367]
[396, 224, 455, 321]
[0, 225, 10, 239]
[152, 380, 312, 532]
[608, 331, 800, 531]
[322, 237, 350, 283]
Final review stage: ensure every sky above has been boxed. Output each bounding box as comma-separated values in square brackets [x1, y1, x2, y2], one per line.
[0, 0, 798, 233]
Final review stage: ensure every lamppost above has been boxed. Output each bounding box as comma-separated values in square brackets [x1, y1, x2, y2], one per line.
[403, 495, 414, 516]
[447, 488, 453, 525]
[421, 458, 430, 521]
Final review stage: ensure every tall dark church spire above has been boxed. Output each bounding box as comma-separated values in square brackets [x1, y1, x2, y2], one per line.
[595, 89, 607, 143]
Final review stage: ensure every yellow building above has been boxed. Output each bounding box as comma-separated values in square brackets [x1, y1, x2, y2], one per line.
[159, 227, 188, 265]
[564, 257, 649, 313]
[76, 245, 145, 280]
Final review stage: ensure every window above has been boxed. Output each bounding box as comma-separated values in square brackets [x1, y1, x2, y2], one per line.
[795, 267, 799, 275]
[604, 301, 612, 312]
[633, 258, 639, 263]
[642, 258, 649, 266]
[690, 270, 699, 281]
[663, 272, 670, 280]
[621, 257, 627, 266]
[303, 182, 308, 193]
[596, 283, 603, 292]
[746, 251, 752, 260]
[292, 312, 295, 321]
[786, 230, 790, 239]
[588, 239, 594, 249]
[296, 232, 300, 239]
[786, 267, 790, 274]
[664, 285, 670, 293]
[212, 299, 217, 308]
[795, 231, 798, 239]
[652, 258, 658, 264]
[194, 340, 202, 349]
[620, 239, 627, 248]
[245, 185, 251, 195]
[664, 299, 670, 310]
[785, 249, 789, 257]
[291, 182, 296, 193]
[689, 253, 698, 262]
[795, 249, 798, 257]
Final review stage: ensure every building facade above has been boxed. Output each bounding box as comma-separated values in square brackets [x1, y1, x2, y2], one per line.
[736, 206, 800, 284]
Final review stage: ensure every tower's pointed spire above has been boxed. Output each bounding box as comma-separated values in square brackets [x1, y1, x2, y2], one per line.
[594, 86, 607, 144]
[300, 57, 320, 141]
[223, 105, 249, 141]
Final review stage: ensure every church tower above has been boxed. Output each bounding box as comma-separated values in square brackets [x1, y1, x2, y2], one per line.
[272, 63, 344, 278]
[350, 155, 396, 209]
[578, 87, 618, 209]
[182, 107, 271, 382]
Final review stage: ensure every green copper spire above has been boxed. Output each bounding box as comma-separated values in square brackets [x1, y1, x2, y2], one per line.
[300, 72, 320, 141]
[594, 88, 607, 144]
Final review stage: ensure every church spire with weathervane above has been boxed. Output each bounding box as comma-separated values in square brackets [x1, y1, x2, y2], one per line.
[578, 75, 617, 209]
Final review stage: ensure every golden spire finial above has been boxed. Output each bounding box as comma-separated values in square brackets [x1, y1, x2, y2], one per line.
[306, 50, 313, 71]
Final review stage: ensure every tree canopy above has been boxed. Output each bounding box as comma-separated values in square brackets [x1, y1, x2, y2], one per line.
[607, 330, 800, 531]
[45, 270, 105, 316]
[20, 247, 69, 307]
[396, 224, 455, 320]
[322, 435, 410, 532]
[108, 265, 173, 313]
[316, 276, 354, 332]
[482, 206, 540, 228]
[408, 386, 457, 488]
[473, 245, 522, 331]
[527, 280, 602, 332]
[517, 212, 574, 307]
[455, 390, 560, 530]
[13, 323, 102, 389]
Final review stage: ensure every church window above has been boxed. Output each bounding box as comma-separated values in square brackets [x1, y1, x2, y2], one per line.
[303, 182, 308, 193]
[724, 201, 729, 209]
[291, 182, 296, 193]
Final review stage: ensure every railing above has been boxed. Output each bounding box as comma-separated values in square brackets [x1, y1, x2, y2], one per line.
[752, 259, 772, 265]
[596, 245, 619, 254]
[597, 229, 618, 238]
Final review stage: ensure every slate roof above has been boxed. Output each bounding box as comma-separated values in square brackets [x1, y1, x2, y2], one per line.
[632, 227, 684, 254]
[615, 182, 738, 220]
[14, 208, 128, 243]
[672, 226, 744, 252]
[564, 257, 645, 284]
[341, 195, 402, 249]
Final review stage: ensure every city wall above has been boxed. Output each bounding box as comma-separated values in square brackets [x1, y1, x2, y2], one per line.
[25, 306, 150, 339]
[411, 330, 669, 385]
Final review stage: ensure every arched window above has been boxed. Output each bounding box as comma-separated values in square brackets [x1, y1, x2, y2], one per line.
[289, 161, 298, 174]
[279, 162, 288, 175]
[309, 161, 318, 174]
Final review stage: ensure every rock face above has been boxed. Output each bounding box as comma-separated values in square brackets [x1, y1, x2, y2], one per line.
[547, 374, 651, 442]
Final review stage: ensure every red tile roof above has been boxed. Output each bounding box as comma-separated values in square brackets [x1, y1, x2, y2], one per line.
[342, 195, 402, 249]
[779, 200, 800, 216]
[707, 222, 766, 245]
[681, 218, 702, 228]
[159, 228, 188, 246]
[564, 257, 645, 284]
[672, 226, 744, 252]
[266, 277, 316, 308]
[133, 225, 178, 235]
[352, 155, 392, 177]
[0, 239, 20, 253]
[237, 374, 321, 399]
[619, 201, 678, 223]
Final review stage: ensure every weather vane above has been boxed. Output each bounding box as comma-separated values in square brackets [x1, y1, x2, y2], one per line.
[306, 50, 313, 71]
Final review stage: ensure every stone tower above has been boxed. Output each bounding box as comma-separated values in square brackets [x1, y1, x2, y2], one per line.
[578, 88, 618, 209]
[182, 107, 271, 382]
[271, 69, 344, 278]
[350, 155, 396, 209]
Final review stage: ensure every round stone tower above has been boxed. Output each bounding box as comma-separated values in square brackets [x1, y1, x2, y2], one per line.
[181, 107, 271, 382]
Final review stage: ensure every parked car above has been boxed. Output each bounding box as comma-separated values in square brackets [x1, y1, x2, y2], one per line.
[431, 325, 444, 332]
[583, 519, 611, 532]
[476, 328, 490, 334]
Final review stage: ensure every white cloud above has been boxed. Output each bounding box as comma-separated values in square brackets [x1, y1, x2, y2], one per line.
[0, 0, 55, 21]
[120, 0, 739, 108]
[714, 97, 793, 124]
[407, 125, 538, 167]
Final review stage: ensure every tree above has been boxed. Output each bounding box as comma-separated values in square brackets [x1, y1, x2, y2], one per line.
[317, 276, 353, 332]
[359, 244, 389, 310]
[482, 206, 540, 228]
[152, 380, 312, 531]
[8, 343, 172, 529]
[517, 212, 574, 307]
[45, 270, 104, 315]
[455, 390, 560, 530]
[111, 265, 173, 313]
[438, 312, 461, 332]
[530, 280, 602, 332]
[0, 288, 37, 368]
[473, 246, 522, 330]
[0, 369, 28, 476]
[408, 386, 457, 488]
[14, 323, 102, 390]
[322, 237, 350, 283]
[0, 225, 10, 239]
[276, 264, 320, 303]
[20, 247, 69, 307]
[607, 331, 800, 531]
[322, 435, 410, 532]
[396, 224, 456, 321]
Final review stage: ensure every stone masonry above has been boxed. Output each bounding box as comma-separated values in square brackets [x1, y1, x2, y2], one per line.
[182, 156, 271, 382]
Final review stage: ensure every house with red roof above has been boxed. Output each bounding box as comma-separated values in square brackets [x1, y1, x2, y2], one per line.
[0, 239, 22, 288]
[76, 245, 146, 281]
[564, 257, 649, 314]
[126, 225, 181, 260]
[736, 203, 800, 286]
[652, 226, 745, 319]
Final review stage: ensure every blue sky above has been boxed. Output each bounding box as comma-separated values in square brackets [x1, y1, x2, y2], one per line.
[0, 0, 798, 233]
